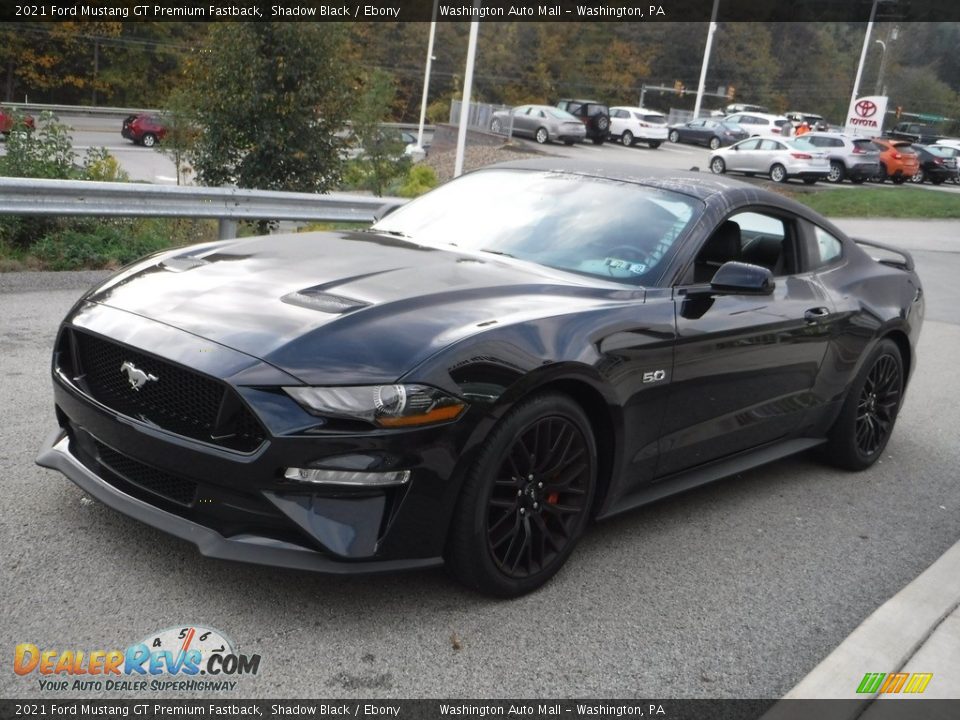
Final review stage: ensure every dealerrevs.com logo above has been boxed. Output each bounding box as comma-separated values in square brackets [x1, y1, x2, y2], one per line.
[14, 626, 261, 692]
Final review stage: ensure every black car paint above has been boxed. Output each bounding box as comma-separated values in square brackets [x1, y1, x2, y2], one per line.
[38, 161, 923, 575]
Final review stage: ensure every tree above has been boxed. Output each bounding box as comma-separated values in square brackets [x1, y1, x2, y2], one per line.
[183, 23, 356, 193]
[349, 70, 409, 197]
[158, 89, 199, 185]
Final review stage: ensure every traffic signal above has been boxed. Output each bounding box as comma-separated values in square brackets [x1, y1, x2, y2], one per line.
[727, 85, 736, 101]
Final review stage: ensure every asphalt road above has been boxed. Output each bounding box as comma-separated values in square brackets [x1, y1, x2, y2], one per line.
[1, 220, 958, 701]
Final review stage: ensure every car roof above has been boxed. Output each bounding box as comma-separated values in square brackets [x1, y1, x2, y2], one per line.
[559, 99, 604, 104]
[611, 106, 665, 113]
[727, 112, 788, 121]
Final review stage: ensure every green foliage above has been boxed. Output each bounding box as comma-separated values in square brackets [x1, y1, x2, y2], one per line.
[157, 88, 200, 185]
[81, 147, 129, 182]
[782, 187, 960, 219]
[397, 164, 438, 198]
[183, 23, 356, 193]
[0, 111, 75, 179]
[349, 70, 409, 197]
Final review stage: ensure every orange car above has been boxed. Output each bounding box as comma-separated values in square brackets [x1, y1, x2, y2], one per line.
[872, 138, 919, 184]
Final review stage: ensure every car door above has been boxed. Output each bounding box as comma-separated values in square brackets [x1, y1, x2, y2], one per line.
[726, 138, 761, 172]
[609, 108, 629, 138]
[511, 106, 532, 136]
[655, 208, 835, 477]
[686, 120, 707, 143]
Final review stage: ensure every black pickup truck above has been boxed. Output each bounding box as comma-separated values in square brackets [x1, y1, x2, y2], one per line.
[887, 122, 944, 145]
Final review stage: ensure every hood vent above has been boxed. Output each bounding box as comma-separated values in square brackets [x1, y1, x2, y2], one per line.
[281, 288, 369, 314]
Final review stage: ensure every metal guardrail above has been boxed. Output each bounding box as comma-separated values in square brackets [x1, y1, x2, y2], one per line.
[0, 177, 407, 239]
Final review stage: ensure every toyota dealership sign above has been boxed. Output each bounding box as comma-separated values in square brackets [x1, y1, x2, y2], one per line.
[845, 95, 888, 136]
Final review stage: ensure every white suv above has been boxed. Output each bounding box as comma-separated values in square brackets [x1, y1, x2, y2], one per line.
[608, 107, 669, 148]
[723, 112, 790, 137]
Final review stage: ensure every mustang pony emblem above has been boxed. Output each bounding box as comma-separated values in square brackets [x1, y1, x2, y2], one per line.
[120, 361, 158, 391]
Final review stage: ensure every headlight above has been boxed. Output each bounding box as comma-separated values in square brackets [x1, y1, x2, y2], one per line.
[283, 384, 467, 428]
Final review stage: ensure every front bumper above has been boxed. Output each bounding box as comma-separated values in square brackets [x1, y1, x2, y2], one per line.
[37, 428, 441, 575]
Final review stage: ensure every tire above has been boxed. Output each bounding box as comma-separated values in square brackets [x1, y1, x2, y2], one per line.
[595, 115, 610, 133]
[709, 137, 721, 150]
[803, 178, 818, 185]
[445, 393, 597, 597]
[535, 127, 549, 145]
[823, 339, 904, 471]
[142, 133, 157, 148]
[648, 141, 661, 149]
[769, 164, 788, 183]
[875, 164, 888, 183]
[827, 161, 845, 184]
[911, 168, 925, 184]
[710, 157, 726, 175]
[621, 130, 634, 147]
[669, 130, 680, 144]
[490, 118, 503, 134]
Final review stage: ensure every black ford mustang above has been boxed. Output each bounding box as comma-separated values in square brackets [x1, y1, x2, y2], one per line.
[37, 160, 923, 597]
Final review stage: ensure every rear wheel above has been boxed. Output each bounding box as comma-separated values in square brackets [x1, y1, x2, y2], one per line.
[823, 339, 904, 471]
[710, 157, 726, 175]
[911, 168, 925, 184]
[709, 137, 721, 150]
[445, 394, 597, 597]
[827, 161, 845, 184]
[669, 130, 680, 144]
[769, 164, 788, 183]
[621, 130, 634, 147]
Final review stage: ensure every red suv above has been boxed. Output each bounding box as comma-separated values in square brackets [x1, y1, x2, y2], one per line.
[0, 107, 35, 135]
[121, 114, 167, 147]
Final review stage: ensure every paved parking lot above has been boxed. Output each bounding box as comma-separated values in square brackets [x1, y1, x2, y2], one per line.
[1, 221, 958, 700]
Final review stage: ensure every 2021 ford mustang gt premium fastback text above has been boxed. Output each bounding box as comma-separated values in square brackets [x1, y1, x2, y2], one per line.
[37, 160, 923, 597]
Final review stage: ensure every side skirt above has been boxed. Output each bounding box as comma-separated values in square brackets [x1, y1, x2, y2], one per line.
[597, 437, 825, 521]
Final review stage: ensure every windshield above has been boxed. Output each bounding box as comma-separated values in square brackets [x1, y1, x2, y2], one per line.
[371, 169, 702, 285]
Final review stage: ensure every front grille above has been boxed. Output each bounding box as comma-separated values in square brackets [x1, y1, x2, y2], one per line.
[67, 329, 265, 452]
[95, 439, 198, 506]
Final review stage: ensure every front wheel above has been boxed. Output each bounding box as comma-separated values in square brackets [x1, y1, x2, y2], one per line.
[535, 127, 549, 145]
[769, 163, 788, 183]
[710, 157, 726, 175]
[669, 130, 680, 144]
[445, 394, 597, 597]
[911, 168, 925, 184]
[709, 137, 721, 150]
[823, 339, 904, 471]
[621, 130, 634, 147]
[141, 133, 157, 148]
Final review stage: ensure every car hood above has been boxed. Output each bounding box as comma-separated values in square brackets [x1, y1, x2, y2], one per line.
[84, 231, 634, 385]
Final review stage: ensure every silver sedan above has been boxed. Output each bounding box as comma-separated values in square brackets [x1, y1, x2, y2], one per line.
[490, 105, 587, 145]
[709, 137, 830, 184]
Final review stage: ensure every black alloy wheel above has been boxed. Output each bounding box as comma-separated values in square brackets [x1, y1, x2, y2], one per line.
[824, 339, 904, 470]
[446, 394, 597, 597]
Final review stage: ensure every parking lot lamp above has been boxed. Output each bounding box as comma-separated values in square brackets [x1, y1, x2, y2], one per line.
[692, 0, 719, 121]
[416, 0, 438, 152]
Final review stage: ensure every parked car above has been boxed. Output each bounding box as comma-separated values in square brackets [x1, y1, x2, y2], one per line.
[608, 106, 668, 148]
[37, 158, 923, 597]
[555, 99, 610, 145]
[667, 119, 747, 149]
[935, 138, 960, 151]
[121, 113, 168, 147]
[490, 105, 586, 145]
[0, 107, 35, 136]
[930, 144, 960, 182]
[871, 138, 919, 184]
[909, 145, 959, 185]
[785, 112, 830, 132]
[801, 132, 881, 184]
[887, 122, 943, 145]
[725, 103, 768, 114]
[709, 136, 830, 183]
[723, 112, 791, 137]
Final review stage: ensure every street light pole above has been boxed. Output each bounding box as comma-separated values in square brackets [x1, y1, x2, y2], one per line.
[454, 3, 481, 178]
[692, 0, 720, 121]
[415, 0, 438, 152]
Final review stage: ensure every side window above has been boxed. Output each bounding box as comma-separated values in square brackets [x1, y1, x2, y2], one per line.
[688, 210, 795, 284]
[759, 139, 782, 150]
[829, 138, 844, 148]
[737, 139, 761, 150]
[812, 226, 843, 267]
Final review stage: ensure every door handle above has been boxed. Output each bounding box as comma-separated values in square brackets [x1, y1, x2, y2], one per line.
[804, 307, 830, 323]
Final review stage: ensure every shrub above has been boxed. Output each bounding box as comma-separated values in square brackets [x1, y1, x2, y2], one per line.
[396, 164, 438, 198]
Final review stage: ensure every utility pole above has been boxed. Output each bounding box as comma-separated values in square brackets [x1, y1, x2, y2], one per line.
[454, 1, 481, 178]
[692, 0, 720, 120]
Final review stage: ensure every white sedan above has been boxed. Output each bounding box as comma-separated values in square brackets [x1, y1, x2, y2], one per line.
[608, 106, 669, 148]
[709, 137, 830, 184]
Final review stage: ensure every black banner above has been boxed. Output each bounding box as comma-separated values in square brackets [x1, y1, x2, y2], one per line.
[3, 0, 960, 23]
[2, 700, 960, 720]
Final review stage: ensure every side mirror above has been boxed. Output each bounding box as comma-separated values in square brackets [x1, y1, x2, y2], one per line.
[710, 261, 775, 294]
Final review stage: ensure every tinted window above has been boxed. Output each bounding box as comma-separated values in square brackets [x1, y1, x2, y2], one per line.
[640, 114, 666, 123]
[372, 169, 702, 286]
[813, 226, 843, 267]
